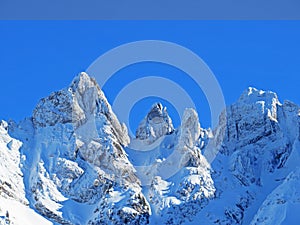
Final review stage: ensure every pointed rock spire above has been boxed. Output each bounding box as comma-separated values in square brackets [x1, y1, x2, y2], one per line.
[135, 103, 174, 144]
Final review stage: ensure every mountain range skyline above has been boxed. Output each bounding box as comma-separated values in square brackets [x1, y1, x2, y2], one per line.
[1, 21, 300, 131]
[0, 72, 299, 224]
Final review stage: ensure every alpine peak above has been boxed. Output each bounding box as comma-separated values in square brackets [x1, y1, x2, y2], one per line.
[239, 87, 279, 105]
[135, 103, 174, 143]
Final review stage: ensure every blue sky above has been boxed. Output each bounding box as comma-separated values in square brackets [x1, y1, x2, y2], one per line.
[0, 21, 300, 132]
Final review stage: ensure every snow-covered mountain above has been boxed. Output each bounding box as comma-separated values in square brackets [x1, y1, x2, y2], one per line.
[0, 73, 299, 225]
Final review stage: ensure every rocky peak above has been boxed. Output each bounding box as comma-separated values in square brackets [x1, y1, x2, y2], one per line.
[239, 87, 279, 104]
[214, 87, 298, 183]
[180, 108, 201, 146]
[215, 87, 282, 148]
[238, 87, 280, 121]
[135, 103, 174, 144]
[148, 103, 164, 119]
[32, 72, 129, 145]
[69, 72, 102, 98]
[32, 72, 101, 128]
[19, 73, 148, 224]
[175, 108, 204, 169]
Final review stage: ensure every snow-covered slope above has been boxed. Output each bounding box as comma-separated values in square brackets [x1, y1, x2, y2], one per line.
[0, 120, 26, 204]
[0, 197, 52, 225]
[1, 73, 300, 225]
[0, 120, 50, 225]
[250, 167, 300, 225]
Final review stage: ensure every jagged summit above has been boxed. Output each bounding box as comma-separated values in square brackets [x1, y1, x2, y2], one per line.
[32, 72, 129, 145]
[135, 103, 174, 144]
[32, 72, 100, 128]
[71, 71, 91, 84]
[70, 72, 101, 94]
[239, 87, 280, 105]
[240, 87, 280, 121]
[148, 103, 164, 119]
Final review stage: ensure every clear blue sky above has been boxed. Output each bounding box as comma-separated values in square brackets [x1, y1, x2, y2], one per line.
[0, 21, 300, 132]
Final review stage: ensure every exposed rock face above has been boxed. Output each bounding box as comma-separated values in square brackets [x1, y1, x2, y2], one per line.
[136, 103, 174, 144]
[215, 88, 298, 183]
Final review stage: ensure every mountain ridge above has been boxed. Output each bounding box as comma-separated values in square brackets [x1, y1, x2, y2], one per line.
[0, 73, 299, 225]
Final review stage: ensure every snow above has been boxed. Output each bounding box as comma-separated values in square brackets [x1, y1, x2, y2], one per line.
[187, 86, 300, 225]
[5, 72, 149, 224]
[107, 190, 124, 203]
[0, 120, 27, 205]
[251, 167, 300, 225]
[1, 72, 300, 225]
[0, 197, 52, 225]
